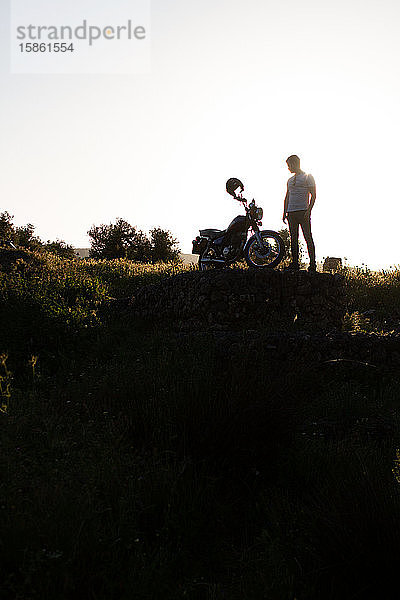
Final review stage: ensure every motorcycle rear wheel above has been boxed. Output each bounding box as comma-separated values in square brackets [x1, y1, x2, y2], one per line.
[244, 231, 285, 269]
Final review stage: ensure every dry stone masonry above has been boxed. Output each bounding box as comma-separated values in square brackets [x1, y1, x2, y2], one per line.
[130, 269, 345, 331]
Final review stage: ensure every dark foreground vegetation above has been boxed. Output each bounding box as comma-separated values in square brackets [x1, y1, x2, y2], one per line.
[1, 249, 400, 599]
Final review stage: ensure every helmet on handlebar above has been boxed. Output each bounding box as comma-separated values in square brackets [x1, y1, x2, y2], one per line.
[226, 178, 244, 198]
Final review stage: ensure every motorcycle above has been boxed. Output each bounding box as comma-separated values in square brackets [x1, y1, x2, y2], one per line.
[192, 178, 285, 271]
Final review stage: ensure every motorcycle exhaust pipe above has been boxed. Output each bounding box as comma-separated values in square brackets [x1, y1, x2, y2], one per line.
[201, 258, 225, 264]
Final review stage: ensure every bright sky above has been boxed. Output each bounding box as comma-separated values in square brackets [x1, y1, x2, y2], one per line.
[1, 0, 399, 269]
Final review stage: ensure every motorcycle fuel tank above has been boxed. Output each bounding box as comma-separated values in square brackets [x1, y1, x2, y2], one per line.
[226, 215, 247, 234]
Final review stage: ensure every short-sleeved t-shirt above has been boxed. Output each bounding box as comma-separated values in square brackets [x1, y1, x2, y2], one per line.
[287, 172, 315, 212]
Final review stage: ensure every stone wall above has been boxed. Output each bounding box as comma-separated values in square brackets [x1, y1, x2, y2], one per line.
[129, 269, 345, 331]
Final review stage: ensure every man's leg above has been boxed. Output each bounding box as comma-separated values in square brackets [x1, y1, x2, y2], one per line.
[300, 213, 316, 268]
[287, 212, 300, 267]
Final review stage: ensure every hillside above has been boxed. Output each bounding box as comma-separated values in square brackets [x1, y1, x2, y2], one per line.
[1, 249, 400, 599]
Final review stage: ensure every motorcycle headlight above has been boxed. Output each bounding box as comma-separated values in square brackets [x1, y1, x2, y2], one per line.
[256, 207, 263, 220]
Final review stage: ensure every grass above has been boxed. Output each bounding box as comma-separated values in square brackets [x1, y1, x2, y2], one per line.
[343, 265, 400, 332]
[1, 250, 400, 599]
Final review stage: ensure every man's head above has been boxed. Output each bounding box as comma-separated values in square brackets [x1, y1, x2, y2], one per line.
[286, 155, 301, 174]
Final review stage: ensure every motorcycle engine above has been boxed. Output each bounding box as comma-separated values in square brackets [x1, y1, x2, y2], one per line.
[223, 245, 234, 258]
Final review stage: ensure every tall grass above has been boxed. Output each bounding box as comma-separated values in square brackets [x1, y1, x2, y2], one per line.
[0, 250, 190, 375]
[343, 265, 400, 331]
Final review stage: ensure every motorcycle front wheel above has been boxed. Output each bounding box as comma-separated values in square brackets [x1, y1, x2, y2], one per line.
[244, 230, 285, 269]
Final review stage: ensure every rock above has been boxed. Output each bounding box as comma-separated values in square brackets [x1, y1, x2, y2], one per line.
[127, 269, 346, 331]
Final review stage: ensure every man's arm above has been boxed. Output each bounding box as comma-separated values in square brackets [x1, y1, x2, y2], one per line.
[308, 187, 316, 210]
[283, 184, 289, 222]
[306, 175, 316, 215]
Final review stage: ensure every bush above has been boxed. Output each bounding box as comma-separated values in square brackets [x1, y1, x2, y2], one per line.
[88, 218, 180, 262]
[43, 240, 76, 259]
[0, 211, 74, 256]
[0, 212, 15, 245]
[149, 227, 180, 263]
[88, 218, 151, 260]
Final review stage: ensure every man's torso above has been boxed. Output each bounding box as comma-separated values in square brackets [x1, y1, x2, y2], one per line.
[287, 171, 315, 212]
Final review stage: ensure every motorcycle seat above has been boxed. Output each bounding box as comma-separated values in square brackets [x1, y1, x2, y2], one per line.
[199, 229, 226, 239]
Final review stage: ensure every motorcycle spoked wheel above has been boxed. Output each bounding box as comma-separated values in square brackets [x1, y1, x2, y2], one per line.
[244, 231, 285, 269]
[198, 249, 224, 271]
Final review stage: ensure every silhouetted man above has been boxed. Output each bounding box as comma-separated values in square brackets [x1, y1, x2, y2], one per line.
[283, 154, 316, 272]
